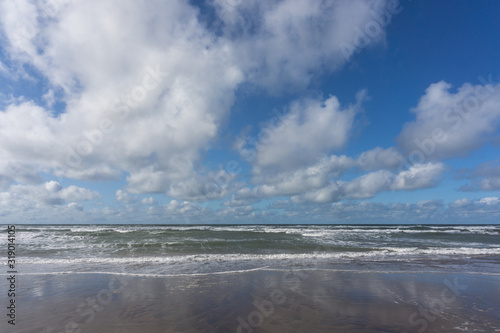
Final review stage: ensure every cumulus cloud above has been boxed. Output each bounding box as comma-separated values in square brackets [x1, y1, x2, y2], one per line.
[0, 0, 388, 202]
[356, 146, 403, 171]
[478, 197, 500, 205]
[115, 189, 136, 204]
[141, 197, 156, 205]
[448, 197, 500, 221]
[391, 162, 445, 191]
[68, 202, 84, 211]
[234, 92, 422, 206]
[164, 169, 241, 201]
[253, 93, 364, 174]
[307, 197, 500, 223]
[290, 163, 445, 204]
[266, 199, 449, 223]
[217, 205, 254, 218]
[228, 152, 368, 205]
[0, 181, 100, 207]
[231, 160, 445, 205]
[0, 101, 65, 172]
[459, 160, 500, 191]
[232, 99, 446, 206]
[449, 198, 473, 209]
[0, 160, 43, 190]
[0, 0, 242, 198]
[163, 200, 210, 222]
[343, 170, 393, 199]
[7, 0, 491, 224]
[1, 191, 498, 224]
[213, 0, 391, 92]
[45, 180, 62, 193]
[398, 80, 500, 161]
[42, 89, 56, 108]
[290, 182, 342, 204]
[222, 195, 260, 207]
[0, 60, 8, 75]
[269, 199, 290, 209]
[289, 170, 391, 204]
[253, 155, 355, 197]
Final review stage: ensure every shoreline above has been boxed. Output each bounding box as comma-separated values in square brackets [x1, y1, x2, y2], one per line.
[3, 267, 499, 332]
[7, 253, 500, 278]
[3, 266, 500, 277]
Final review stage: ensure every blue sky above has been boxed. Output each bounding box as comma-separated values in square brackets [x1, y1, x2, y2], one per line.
[1, 0, 500, 224]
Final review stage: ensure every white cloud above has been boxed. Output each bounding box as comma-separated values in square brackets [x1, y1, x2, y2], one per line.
[356, 146, 403, 171]
[214, 0, 390, 92]
[164, 169, 241, 201]
[115, 189, 136, 204]
[0, 0, 387, 202]
[0, 0, 242, 198]
[222, 195, 259, 207]
[449, 198, 472, 209]
[291, 163, 445, 204]
[141, 197, 156, 205]
[0, 160, 43, 190]
[42, 89, 56, 108]
[0, 60, 9, 75]
[253, 155, 355, 197]
[1, 181, 100, 207]
[4, 0, 469, 219]
[0, 0, 40, 62]
[254, 93, 364, 174]
[474, 178, 500, 191]
[227, 154, 357, 205]
[478, 197, 500, 205]
[459, 160, 500, 191]
[164, 200, 209, 221]
[391, 162, 445, 191]
[55, 184, 100, 202]
[314, 198, 500, 223]
[276, 200, 449, 223]
[290, 170, 391, 203]
[0, 190, 498, 224]
[102, 207, 119, 216]
[54, 165, 121, 182]
[45, 180, 62, 193]
[290, 182, 343, 204]
[343, 170, 393, 199]
[67, 202, 83, 211]
[398, 81, 500, 161]
[447, 197, 500, 221]
[0, 101, 65, 169]
[269, 199, 290, 209]
[217, 205, 254, 218]
[232, 142, 445, 205]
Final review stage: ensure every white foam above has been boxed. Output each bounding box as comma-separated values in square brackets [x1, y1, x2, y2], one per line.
[12, 245, 500, 267]
[2, 266, 499, 278]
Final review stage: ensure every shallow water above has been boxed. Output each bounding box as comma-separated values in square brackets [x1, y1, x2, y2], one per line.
[4, 270, 500, 333]
[5, 224, 500, 276]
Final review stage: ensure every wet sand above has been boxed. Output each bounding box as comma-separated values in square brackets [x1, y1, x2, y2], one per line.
[3, 269, 500, 332]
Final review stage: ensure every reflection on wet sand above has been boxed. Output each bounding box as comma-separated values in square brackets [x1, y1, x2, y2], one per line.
[8, 270, 500, 332]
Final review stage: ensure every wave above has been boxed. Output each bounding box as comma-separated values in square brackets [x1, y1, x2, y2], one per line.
[15, 246, 500, 266]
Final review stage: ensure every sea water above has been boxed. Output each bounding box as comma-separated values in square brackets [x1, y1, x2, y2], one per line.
[4, 224, 500, 277]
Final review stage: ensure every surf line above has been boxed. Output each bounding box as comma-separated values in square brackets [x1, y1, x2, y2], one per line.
[6, 225, 17, 326]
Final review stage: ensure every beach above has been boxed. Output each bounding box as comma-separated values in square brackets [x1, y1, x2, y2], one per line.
[2, 269, 499, 332]
[2, 224, 500, 332]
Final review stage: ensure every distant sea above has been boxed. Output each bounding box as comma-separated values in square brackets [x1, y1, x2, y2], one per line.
[8, 224, 500, 276]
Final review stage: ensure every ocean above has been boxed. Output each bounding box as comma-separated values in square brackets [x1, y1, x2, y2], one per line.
[9, 224, 500, 276]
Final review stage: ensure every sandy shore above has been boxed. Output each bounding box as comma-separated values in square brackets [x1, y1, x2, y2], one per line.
[3, 269, 500, 332]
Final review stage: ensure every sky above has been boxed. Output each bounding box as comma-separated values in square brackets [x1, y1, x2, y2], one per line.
[0, 0, 500, 224]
